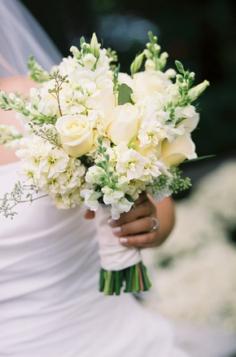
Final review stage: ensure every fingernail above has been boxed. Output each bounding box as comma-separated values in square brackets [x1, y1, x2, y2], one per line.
[119, 237, 128, 244]
[112, 227, 121, 235]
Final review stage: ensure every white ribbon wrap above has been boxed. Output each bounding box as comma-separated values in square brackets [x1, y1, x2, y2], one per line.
[95, 206, 142, 271]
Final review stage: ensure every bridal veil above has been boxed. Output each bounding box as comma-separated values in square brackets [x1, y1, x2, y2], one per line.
[0, 0, 61, 77]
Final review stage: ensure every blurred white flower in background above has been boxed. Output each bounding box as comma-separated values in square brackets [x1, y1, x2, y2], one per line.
[143, 160, 236, 332]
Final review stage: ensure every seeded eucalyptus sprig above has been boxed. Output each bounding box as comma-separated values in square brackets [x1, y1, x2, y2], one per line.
[0, 181, 47, 219]
[148, 167, 192, 197]
[48, 70, 68, 117]
[28, 123, 61, 148]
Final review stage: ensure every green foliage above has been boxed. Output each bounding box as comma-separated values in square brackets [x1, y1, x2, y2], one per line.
[29, 123, 61, 147]
[27, 56, 50, 83]
[70, 33, 101, 70]
[106, 48, 118, 64]
[150, 167, 192, 196]
[169, 167, 192, 194]
[143, 31, 168, 71]
[130, 52, 144, 76]
[95, 138, 118, 190]
[117, 83, 133, 105]
[0, 125, 22, 145]
[0, 90, 30, 116]
[175, 60, 195, 106]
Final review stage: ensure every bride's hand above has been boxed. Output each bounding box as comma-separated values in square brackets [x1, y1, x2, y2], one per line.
[85, 193, 175, 249]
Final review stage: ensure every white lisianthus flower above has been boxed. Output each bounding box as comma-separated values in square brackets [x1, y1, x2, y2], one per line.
[29, 82, 58, 117]
[53, 189, 82, 209]
[109, 198, 134, 219]
[17, 135, 85, 208]
[115, 145, 148, 181]
[101, 186, 133, 219]
[56, 114, 94, 157]
[161, 134, 197, 167]
[39, 148, 70, 179]
[107, 103, 140, 145]
[138, 111, 170, 147]
[80, 188, 102, 211]
[175, 105, 200, 133]
[102, 187, 124, 204]
[85, 165, 106, 185]
[58, 56, 79, 78]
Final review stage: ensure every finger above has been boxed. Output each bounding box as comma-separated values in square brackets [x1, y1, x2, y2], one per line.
[119, 232, 157, 248]
[133, 192, 148, 206]
[111, 216, 155, 237]
[84, 210, 95, 220]
[109, 201, 154, 227]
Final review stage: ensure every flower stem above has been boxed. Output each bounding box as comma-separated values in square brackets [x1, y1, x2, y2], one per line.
[98, 261, 152, 295]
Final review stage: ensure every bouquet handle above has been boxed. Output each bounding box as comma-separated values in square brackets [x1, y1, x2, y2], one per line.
[95, 206, 152, 295]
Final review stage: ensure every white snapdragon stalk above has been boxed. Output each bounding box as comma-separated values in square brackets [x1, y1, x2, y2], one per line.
[0, 124, 22, 148]
[188, 80, 210, 102]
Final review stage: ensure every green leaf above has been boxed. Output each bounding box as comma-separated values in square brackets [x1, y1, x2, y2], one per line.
[118, 83, 133, 105]
[130, 53, 144, 75]
[182, 154, 215, 164]
[175, 60, 185, 74]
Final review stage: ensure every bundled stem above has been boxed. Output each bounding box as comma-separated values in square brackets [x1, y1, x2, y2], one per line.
[99, 261, 152, 296]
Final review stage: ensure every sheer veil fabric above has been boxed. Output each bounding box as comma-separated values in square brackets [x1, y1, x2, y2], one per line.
[0, 0, 61, 77]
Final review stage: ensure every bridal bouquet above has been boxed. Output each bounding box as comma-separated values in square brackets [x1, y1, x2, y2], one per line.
[0, 32, 209, 295]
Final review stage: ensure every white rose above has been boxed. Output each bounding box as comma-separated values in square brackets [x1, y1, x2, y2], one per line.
[107, 103, 140, 145]
[161, 134, 197, 166]
[132, 71, 172, 102]
[175, 105, 199, 133]
[56, 114, 94, 157]
[86, 87, 115, 130]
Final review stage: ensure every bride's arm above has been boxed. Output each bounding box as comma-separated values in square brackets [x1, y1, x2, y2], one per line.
[0, 76, 34, 165]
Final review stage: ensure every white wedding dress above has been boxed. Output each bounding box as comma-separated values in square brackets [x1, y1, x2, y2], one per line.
[0, 161, 187, 357]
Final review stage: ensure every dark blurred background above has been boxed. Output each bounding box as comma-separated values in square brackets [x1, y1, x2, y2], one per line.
[22, 0, 236, 163]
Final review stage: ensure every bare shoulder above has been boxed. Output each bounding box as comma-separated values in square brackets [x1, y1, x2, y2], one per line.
[0, 75, 35, 95]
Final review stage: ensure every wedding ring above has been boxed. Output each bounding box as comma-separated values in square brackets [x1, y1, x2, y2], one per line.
[150, 217, 160, 232]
